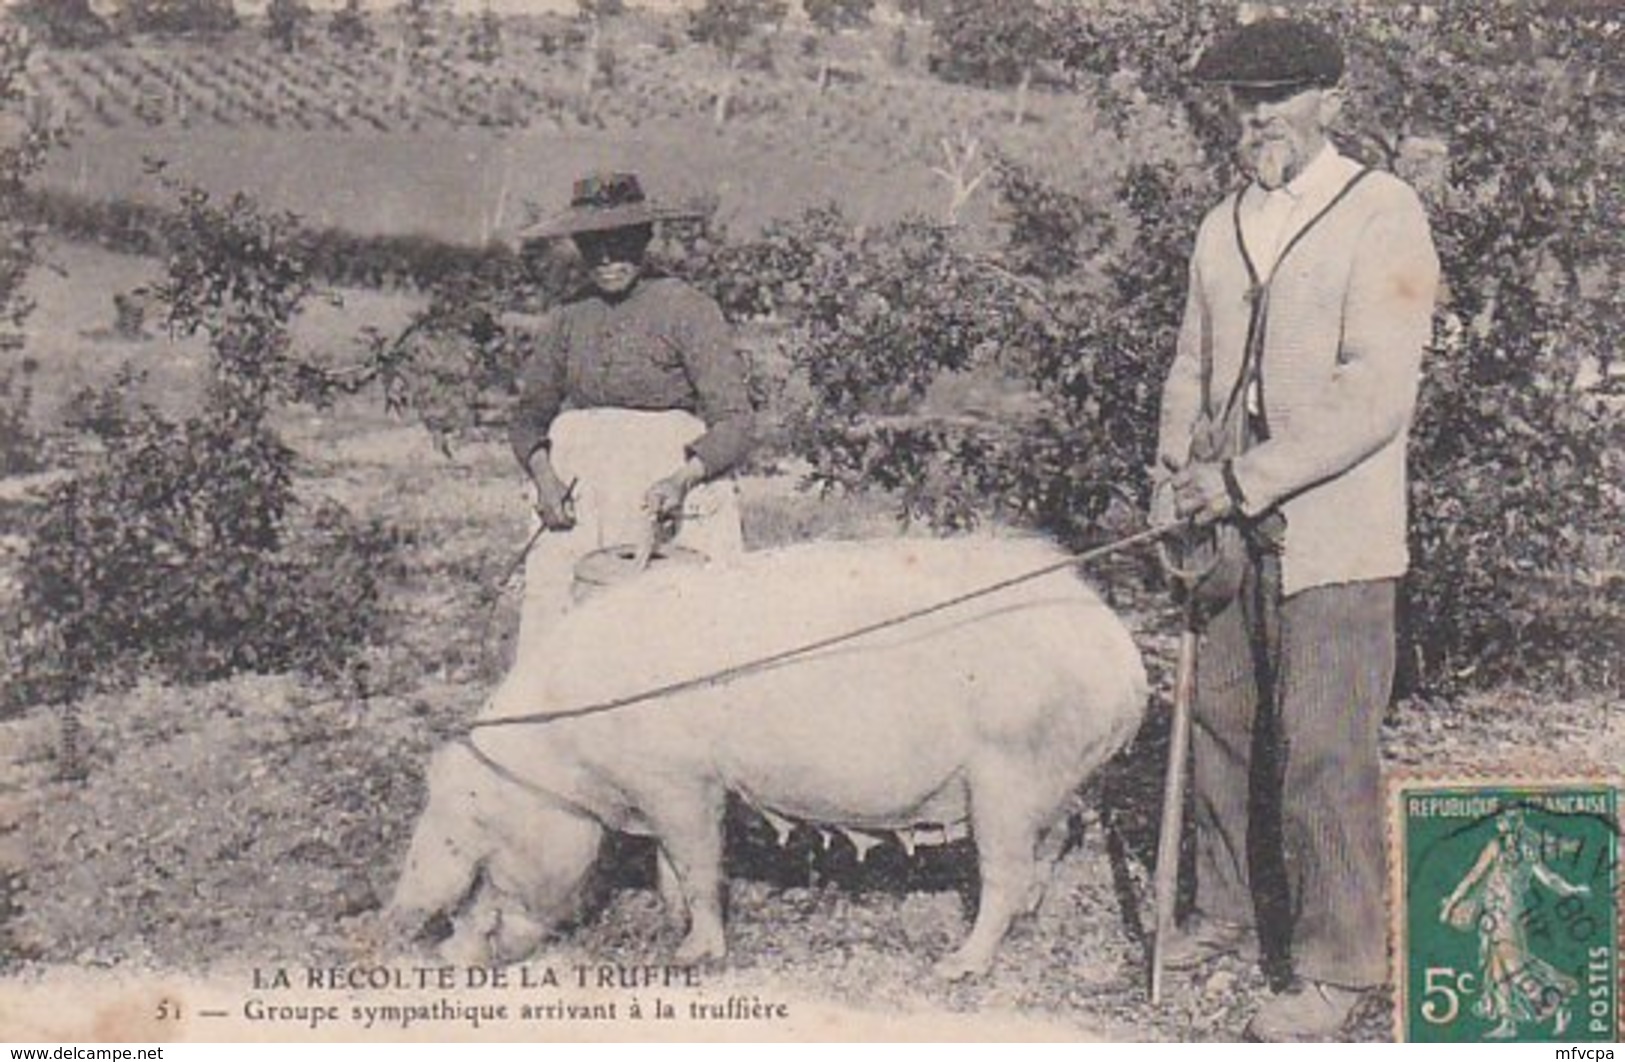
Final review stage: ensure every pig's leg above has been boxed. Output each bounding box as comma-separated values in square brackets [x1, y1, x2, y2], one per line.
[487, 889, 550, 965]
[438, 882, 500, 967]
[648, 786, 727, 964]
[656, 847, 690, 929]
[1028, 816, 1074, 917]
[935, 757, 1044, 980]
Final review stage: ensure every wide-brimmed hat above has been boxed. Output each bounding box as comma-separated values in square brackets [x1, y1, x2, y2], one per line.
[1193, 18, 1344, 90]
[518, 172, 701, 242]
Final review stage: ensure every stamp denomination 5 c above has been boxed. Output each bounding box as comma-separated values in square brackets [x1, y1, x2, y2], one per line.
[1392, 780, 1621, 1042]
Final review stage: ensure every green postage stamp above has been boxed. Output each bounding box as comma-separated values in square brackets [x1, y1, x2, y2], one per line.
[1394, 780, 1621, 1042]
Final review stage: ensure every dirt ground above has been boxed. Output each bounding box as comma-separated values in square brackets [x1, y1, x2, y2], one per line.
[2, 392, 1619, 1041]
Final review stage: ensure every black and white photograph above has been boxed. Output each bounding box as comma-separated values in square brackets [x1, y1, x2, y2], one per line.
[0, 0, 1618, 1044]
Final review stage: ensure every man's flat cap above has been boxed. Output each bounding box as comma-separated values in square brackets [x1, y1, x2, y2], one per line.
[1193, 18, 1344, 89]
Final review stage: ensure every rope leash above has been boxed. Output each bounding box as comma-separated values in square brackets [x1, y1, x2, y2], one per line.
[466, 521, 1185, 733]
[454, 733, 604, 820]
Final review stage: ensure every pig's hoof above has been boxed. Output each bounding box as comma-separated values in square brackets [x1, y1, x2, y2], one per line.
[438, 917, 495, 967]
[933, 949, 993, 981]
[674, 930, 726, 967]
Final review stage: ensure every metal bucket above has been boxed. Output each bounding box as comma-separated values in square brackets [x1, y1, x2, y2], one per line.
[572, 543, 708, 601]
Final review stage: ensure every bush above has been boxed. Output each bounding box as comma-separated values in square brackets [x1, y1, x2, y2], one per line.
[727, 0, 1624, 694]
[17, 186, 513, 292]
[327, 0, 374, 51]
[357, 239, 579, 449]
[7, 0, 114, 49]
[0, 361, 41, 477]
[688, 206, 1156, 540]
[1305, 1, 1623, 693]
[397, 0, 441, 56]
[265, 0, 313, 52]
[806, 0, 873, 32]
[0, 20, 49, 477]
[466, 6, 502, 64]
[116, 0, 239, 37]
[3, 186, 397, 707]
[688, 0, 786, 63]
[7, 398, 395, 704]
[0, 22, 48, 334]
[926, 0, 1054, 89]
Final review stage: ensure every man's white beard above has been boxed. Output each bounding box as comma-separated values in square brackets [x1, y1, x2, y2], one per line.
[1247, 139, 1297, 190]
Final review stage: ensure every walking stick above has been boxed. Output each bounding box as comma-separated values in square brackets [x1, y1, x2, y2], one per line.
[1150, 600, 1198, 1004]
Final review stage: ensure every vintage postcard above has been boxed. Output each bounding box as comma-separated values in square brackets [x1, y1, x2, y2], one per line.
[0, 0, 1619, 1046]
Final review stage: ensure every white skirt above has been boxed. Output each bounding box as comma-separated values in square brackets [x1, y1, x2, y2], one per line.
[505, 407, 744, 686]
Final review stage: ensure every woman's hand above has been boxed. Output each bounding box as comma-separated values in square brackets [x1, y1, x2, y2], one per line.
[644, 457, 707, 521]
[529, 456, 576, 531]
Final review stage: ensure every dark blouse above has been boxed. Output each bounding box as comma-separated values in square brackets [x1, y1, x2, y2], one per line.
[507, 277, 755, 476]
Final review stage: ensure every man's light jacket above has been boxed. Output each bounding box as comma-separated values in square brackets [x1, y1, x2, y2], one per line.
[1156, 149, 1440, 596]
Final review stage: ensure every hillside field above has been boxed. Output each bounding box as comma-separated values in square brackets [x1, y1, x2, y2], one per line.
[21, 21, 1156, 241]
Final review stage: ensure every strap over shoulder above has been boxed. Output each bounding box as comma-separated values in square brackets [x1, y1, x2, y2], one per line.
[1205, 166, 1377, 421]
[1230, 166, 1376, 288]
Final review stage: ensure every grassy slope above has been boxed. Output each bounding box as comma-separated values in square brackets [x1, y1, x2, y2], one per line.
[35, 123, 940, 241]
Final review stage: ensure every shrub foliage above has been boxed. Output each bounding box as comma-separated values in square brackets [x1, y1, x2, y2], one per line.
[0, 21, 51, 474]
[116, 0, 239, 37]
[6, 0, 1617, 702]
[327, 0, 375, 51]
[8, 0, 113, 49]
[693, 0, 1622, 695]
[265, 0, 313, 52]
[5, 188, 396, 706]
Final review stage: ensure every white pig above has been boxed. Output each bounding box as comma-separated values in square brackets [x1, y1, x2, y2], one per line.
[390, 535, 1147, 978]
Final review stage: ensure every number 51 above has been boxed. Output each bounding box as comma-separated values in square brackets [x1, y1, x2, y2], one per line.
[1421, 966, 1478, 1024]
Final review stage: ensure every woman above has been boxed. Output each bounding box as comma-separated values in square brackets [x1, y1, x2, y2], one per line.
[504, 172, 754, 652]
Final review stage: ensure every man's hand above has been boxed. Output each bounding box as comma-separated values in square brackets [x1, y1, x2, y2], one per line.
[529, 457, 576, 531]
[1172, 462, 1234, 526]
[644, 457, 706, 521]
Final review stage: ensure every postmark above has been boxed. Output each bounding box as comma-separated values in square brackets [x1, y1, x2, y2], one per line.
[1392, 778, 1622, 1043]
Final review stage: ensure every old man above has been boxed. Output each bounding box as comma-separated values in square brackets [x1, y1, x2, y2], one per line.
[1152, 17, 1439, 1041]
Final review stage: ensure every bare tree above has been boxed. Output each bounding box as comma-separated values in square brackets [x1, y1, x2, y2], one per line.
[688, 0, 788, 124]
[574, 0, 624, 102]
[929, 130, 989, 225]
[804, 0, 874, 92]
